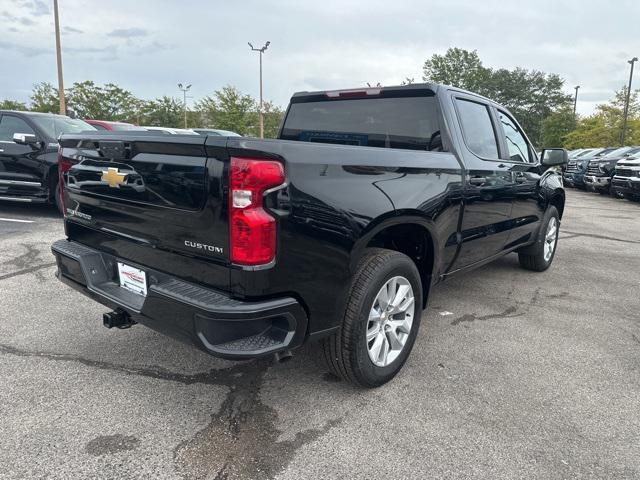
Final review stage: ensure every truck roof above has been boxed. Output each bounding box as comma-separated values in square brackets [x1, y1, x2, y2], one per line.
[290, 82, 497, 105]
[0, 110, 72, 117]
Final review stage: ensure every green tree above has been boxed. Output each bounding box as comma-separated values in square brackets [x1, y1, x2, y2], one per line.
[66, 81, 139, 121]
[194, 86, 257, 135]
[0, 99, 28, 111]
[421, 48, 572, 146]
[139, 96, 183, 127]
[563, 87, 640, 148]
[540, 107, 576, 147]
[30, 82, 60, 113]
[262, 100, 285, 138]
[423, 48, 490, 92]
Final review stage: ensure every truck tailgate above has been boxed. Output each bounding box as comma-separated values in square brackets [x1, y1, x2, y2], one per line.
[59, 133, 230, 290]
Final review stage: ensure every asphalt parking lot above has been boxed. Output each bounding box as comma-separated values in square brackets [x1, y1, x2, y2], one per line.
[0, 190, 639, 480]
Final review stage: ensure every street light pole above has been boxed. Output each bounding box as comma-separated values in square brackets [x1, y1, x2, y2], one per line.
[573, 85, 580, 116]
[178, 83, 191, 129]
[53, 0, 66, 114]
[248, 41, 270, 138]
[621, 57, 638, 146]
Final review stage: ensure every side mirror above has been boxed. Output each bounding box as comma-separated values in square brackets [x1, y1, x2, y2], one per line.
[541, 148, 568, 167]
[13, 133, 39, 147]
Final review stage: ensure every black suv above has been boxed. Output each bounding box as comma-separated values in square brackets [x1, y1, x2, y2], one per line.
[0, 110, 95, 209]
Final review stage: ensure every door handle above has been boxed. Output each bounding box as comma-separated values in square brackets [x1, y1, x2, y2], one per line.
[515, 175, 526, 183]
[468, 176, 487, 185]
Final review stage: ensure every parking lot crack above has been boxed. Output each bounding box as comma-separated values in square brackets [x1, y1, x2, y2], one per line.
[561, 230, 640, 245]
[0, 262, 57, 281]
[1, 243, 45, 269]
[451, 306, 523, 326]
[173, 360, 343, 480]
[0, 342, 253, 386]
[0, 341, 341, 479]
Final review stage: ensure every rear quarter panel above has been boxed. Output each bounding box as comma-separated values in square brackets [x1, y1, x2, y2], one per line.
[222, 137, 463, 335]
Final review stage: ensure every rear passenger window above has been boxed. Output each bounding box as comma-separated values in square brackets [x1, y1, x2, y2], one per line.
[455, 99, 499, 159]
[497, 111, 532, 163]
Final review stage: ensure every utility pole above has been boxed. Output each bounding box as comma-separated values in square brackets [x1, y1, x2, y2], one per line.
[53, 0, 66, 114]
[621, 57, 638, 146]
[573, 86, 580, 116]
[248, 41, 270, 138]
[178, 83, 191, 129]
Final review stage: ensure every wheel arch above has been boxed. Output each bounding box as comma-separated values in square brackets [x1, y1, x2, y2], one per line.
[549, 189, 565, 219]
[351, 214, 440, 308]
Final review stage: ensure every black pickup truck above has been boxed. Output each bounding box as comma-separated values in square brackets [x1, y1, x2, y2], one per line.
[584, 146, 640, 194]
[0, 110, 96, 208]
[52, 84, 567, 387]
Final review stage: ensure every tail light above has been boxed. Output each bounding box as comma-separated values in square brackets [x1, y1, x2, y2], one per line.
[57, 147, 77, 215]
[229, 157, 285, 266]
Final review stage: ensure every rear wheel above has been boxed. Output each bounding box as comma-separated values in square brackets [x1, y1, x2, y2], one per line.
[318, 248, 422, 388]
[518, 206, 559, 272]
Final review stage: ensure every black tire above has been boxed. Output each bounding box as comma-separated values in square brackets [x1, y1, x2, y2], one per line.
[517, 206, 560, 272]
[318, 248, 423, 388]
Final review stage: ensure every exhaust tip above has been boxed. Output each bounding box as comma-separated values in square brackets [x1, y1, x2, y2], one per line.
[274, 350, 293, 363]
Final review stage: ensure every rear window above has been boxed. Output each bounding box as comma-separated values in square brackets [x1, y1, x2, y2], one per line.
[281, 95, 444, 151]
[31, 116, 96, 138]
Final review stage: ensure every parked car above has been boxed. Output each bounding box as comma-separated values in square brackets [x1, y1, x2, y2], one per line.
[85, 120, 147, 131]
[568, 149, 587, 159]
[141, 126, 199, 135]
[584, 146, 640, 194]
[0, 110, 96, 209]
[192, 128, 242, 137]
[570, 148, 599, 159]
[611, 151, 640, 200]
[563, 147, 616, 188]
[52, 83, 567, 387]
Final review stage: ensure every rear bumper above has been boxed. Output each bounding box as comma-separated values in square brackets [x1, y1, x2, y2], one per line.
[611, 177, 640, 198]
[51, 239, 308, 359]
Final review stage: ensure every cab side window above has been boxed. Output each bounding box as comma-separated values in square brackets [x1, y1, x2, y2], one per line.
[455, 98, 499, 160]
[0, 115, 36, 142]
[497, 111, 532, 163]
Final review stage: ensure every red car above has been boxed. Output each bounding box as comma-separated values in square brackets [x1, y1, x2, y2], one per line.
[84, 119, 146, 131]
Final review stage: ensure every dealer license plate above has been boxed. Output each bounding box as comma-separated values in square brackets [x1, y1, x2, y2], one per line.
[117, 262, 147, 296]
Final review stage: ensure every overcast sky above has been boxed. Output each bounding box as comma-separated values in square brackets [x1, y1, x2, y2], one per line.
[1, 0, 639, 116]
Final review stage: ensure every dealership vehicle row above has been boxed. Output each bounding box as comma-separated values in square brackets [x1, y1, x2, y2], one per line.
[564, 146, 640, 200]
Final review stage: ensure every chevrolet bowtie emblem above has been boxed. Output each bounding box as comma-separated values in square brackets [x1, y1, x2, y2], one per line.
[101, 167, 126, 188]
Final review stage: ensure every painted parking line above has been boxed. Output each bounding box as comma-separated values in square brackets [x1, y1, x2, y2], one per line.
[0, 218, 34, 224]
